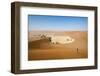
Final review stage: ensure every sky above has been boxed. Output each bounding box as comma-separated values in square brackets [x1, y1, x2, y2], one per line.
[28, 15, 88, 31]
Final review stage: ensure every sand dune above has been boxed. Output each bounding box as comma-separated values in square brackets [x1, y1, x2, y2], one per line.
[28, 31, 88, 60]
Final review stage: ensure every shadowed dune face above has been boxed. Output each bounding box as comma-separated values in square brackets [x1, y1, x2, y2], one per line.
[28, 38, 52, 49]
[28, 31, 88, 60]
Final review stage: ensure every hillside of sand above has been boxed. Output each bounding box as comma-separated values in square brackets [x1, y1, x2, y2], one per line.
[28, 31, 88, 60]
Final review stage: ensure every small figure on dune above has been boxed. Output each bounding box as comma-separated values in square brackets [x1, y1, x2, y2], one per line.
[77, 48, 79, 53]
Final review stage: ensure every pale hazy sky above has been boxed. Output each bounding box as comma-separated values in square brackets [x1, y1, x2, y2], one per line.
[28, 15, 88, 31]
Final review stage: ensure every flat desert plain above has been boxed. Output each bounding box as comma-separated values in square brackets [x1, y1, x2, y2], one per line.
[28, 31, 88, 60]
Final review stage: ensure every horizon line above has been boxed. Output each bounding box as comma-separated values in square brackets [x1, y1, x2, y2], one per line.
[29, 30, 88, 32]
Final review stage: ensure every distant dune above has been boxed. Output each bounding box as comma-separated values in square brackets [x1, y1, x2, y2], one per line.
[28, 31, 88, 60]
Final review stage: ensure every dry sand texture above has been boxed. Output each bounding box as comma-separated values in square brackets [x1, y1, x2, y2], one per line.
[28, 31, 88, 60]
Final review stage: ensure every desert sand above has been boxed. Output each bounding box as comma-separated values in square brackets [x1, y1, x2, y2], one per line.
[28, 31, 88, 60]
